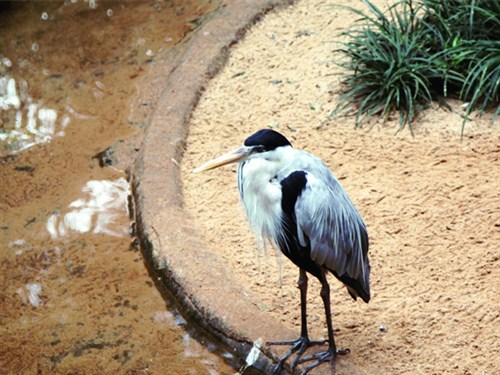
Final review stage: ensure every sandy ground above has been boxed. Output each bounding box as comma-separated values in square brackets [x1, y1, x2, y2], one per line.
[181, 0, 500, 374]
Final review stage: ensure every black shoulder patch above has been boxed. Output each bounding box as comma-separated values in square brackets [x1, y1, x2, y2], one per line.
[281, 171, 307, 214]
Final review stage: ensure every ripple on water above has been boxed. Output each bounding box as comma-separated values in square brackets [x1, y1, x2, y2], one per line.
[46, 178, 130, 239]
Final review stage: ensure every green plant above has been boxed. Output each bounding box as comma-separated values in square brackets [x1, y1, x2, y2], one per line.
[333, 0, 440, 133]
[421, 0, 500, 134]
[455, 40, 500, 133]
[332, 0, 499, 135]
[421, 0, 500, 42]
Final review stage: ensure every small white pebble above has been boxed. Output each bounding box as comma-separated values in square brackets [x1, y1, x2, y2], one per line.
[26, 283, 43, 307]
[2, 57, 12, 67]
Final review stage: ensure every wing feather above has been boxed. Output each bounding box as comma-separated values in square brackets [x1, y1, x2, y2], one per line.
[292, 162, 370, 299]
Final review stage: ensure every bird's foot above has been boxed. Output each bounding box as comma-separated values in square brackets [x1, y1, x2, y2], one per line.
[267, 336, 327, 374]
[297, 346, 350, 375]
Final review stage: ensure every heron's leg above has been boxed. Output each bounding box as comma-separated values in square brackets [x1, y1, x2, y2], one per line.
[297, 271, 349, 375]
[267, 270, 325, 374]
[298, 268, 309, 339]
[320, 271, 336, 353]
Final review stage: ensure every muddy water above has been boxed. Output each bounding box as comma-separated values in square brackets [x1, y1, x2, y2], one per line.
[0, 1, 237, 374]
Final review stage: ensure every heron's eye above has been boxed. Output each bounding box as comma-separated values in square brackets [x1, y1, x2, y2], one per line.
[254, 145, 266, 153]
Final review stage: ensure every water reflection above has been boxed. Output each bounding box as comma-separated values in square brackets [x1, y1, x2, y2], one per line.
[0, 69, 70, 156]
[1, 1, 235, 373]
[46, 178, 130, 239]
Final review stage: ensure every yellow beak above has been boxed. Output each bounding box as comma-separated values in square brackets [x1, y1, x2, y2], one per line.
[193, 146, 253, 173]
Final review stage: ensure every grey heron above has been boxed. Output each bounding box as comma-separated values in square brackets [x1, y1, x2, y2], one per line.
[193, 129, 370, 374]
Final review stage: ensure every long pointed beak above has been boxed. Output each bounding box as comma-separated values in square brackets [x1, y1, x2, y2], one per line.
[193, 146, 253, 173]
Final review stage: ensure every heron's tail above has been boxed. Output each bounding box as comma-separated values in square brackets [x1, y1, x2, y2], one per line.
[334, 272, 370, 303]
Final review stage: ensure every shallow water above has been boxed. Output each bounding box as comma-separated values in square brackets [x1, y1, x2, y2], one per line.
[0, 1, 237, 373]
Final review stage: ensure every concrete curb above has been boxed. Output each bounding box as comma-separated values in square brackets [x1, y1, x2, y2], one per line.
[132, 1, 296, 372]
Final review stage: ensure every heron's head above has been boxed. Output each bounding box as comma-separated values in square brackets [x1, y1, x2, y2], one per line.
[193, 129, 292, 173]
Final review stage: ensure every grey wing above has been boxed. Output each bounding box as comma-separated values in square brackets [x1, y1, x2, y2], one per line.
[294, 171, 370, 295]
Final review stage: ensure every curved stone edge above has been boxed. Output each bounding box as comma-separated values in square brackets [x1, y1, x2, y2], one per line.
[132, 1, 296, 373]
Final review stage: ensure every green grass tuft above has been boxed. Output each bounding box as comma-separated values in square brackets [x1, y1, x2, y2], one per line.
[331, 0, 500, 135]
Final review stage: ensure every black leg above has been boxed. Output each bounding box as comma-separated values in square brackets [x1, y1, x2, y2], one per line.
[267, 269, 326, 374]
[296, 268, 309, 339]
[320, 270, 336, 355]
[297, 270, 350, 375]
